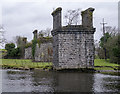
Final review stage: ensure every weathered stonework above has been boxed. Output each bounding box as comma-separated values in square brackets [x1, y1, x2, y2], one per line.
[24, 47, 32, 59]
[24, 29, 53, 61]
[34, 43, 53, 62]
[51, 7, 96, 70]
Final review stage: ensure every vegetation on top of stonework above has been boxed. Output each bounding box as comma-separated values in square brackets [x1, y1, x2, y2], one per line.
[37, 37, 53, 43]
[25, 42, 32, 48]
[25, 36, 52, 59]
[25, 37, 52, 48]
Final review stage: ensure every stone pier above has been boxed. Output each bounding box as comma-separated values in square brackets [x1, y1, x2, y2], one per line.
[51, 7, 96, 70]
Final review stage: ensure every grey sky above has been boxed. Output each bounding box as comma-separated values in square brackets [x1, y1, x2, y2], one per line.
[1, 0, 118, 45]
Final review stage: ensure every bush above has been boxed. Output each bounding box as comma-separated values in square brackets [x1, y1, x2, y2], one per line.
[5, 43, 21, 58]
[106, 34, 120, 64]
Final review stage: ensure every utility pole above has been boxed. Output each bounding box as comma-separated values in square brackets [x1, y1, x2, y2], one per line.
[100, 18, 107, 60]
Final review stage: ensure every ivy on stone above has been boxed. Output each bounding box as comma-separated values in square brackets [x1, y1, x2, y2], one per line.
[32, 39, 37, 59]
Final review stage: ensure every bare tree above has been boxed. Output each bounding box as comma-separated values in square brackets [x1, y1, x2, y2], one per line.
[39, 28, 52, 37]
[14, 36, 23, 47]
[39, 30, 44, 37]
[105, 26, 118, 36]
[0, 25, 7, 48]
[64, 8, 81, 25]
[45, 28, 52, 37]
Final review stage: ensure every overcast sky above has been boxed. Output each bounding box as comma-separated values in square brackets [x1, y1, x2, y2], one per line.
[0, 0, 119, 45]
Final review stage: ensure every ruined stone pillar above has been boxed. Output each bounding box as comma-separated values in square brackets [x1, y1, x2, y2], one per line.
[23, 37, 27, 44]
[33, 30, 38, 39]
[81, 8, 95, 28]
[51, 7, 62, 30]
[51, 7, 96, 70]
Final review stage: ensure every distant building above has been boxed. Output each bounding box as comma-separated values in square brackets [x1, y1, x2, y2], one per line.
[24, 30, 53, 62]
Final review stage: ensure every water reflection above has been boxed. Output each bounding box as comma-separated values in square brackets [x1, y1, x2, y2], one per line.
[2, 69, 120, 93]
[53, 72, 94, 92]
[93, 73, 120, 92]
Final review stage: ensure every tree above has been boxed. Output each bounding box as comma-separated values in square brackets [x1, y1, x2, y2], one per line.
[98, 26, 120, 64]
[99, 32, 111, 59]
[106, 34, 120, 64]
[0, 25, 7, 48]
[45, 28, 52, 37]
[5, 43, 15, 51]
[5, 43, 21, 58]
[39, 28, 52, 37]
[64, 8, 81, 25]
[39, 30, 44, 37]
[13, 36, 24, 47]
[105, 26, 118, 36]
[13, 36, 27, 58]
[99, 32, 111, 48]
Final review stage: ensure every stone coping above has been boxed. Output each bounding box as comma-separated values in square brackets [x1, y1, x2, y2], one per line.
[51, 7, 62, 16]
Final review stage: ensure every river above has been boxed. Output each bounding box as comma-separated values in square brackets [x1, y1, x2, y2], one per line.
[1, 69, 120, 93]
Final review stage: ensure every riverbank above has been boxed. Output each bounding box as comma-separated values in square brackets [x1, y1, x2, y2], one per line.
[0, 59, 120, 75]
[0, 59, 52, 70]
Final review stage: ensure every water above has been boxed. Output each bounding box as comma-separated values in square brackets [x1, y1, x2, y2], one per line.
[1, 69, 120, 93]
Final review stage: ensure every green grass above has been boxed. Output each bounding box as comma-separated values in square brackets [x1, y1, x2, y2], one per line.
[0, 59, 119, 71]
[1, 59, 52, 69]
[94, 59, 119, 66]
[0, 49, 7, 52]
[94, 59, 119, 70]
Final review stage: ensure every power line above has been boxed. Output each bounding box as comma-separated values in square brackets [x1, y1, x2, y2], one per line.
[100, 18, 107, 60]
[100, 18, 107, 36]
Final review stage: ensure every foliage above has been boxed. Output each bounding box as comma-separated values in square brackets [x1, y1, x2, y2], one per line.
[25, 42, 32, 48]
[27, 36, 52, 59]
[32, 39, 37, 59]
[5, 43, 21, 58]
[106, 34, 120, 64]
[5, 43, 15, 51]
[13, 36, 27, 58]
[98, 32, 111, 59]
[0, 49, 7, 59]
[97, 27, 120, 64]
[99, 32, 111, 48]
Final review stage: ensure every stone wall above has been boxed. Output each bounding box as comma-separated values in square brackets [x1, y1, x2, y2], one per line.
[24, 42, 53, 62]
[52, 27, 95, 69]
[24, 47, 32, 59]
[51, 7, 96, 70]
[34, 43, 53, 62]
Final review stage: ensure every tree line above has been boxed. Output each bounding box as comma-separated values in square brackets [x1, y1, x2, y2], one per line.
[96, 26, 120, 64]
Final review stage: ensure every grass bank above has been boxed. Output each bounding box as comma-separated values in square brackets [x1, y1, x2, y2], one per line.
[0, 59, 119, 71]
[94, 59, 119, 70]
[0, 59, 52, 70]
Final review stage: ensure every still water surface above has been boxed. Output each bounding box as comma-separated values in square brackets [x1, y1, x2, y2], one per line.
[1, 69, 120, 93]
